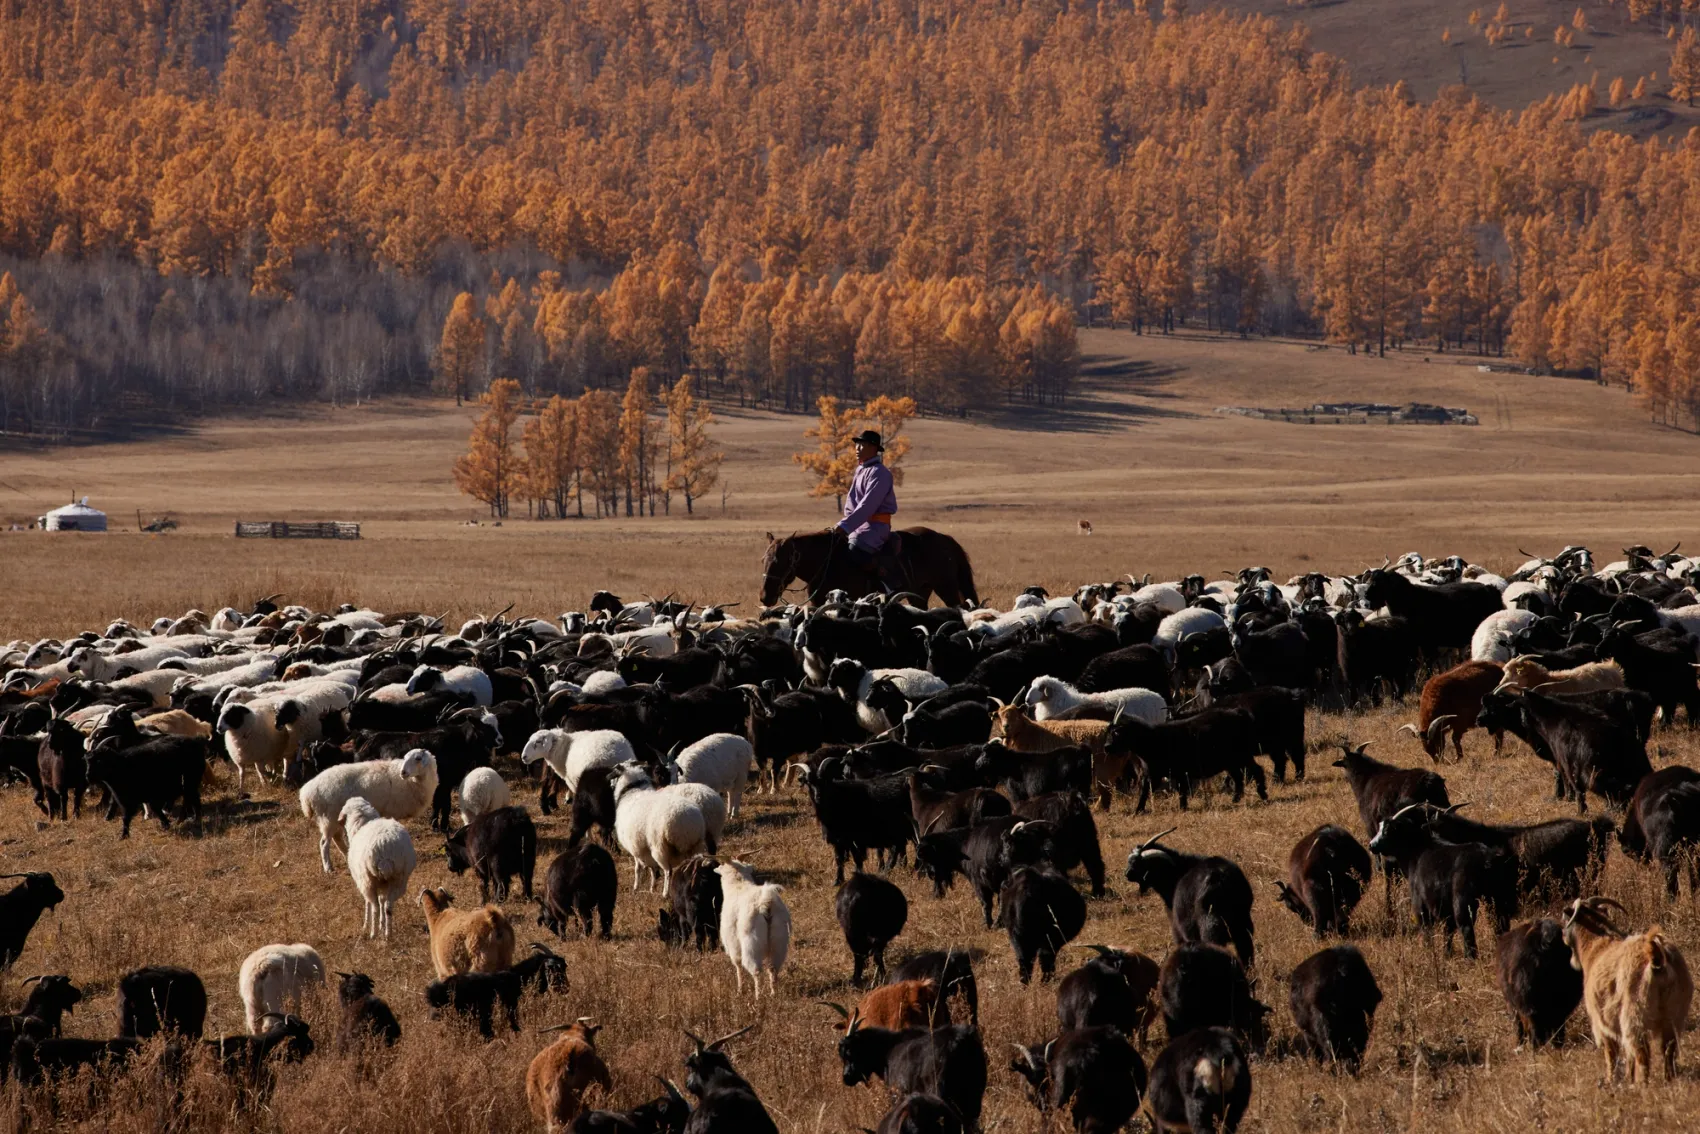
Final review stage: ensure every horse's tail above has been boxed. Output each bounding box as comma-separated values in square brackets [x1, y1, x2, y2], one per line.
[954, 537, 980, 607]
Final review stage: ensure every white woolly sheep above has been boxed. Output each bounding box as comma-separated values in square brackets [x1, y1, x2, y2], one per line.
[579, 671, 628, 696]
[827, 660, 949, 733]
[299, 748, 439, 872]
[1129, 581, 1187, 614]
[216, 698, 290, 791]
[1152, 607, 1227, 653]
[458, 767, 512, 828]
[405, 664, 494, 706]
[668, 733, 755, 818]
[340, 797, 416, 939]
[108, 668, 192, 708]
[271, 679, 357, 750]
[520, 728, 635, 802]
[578, 625, 677, 659]
[1022, 675, 1167, 724]
[611, 763, 726, 896]
[238, 943, 325, 1034]
[156, 651, 268, 677]
[716, 859, 792, 998]
[1469, 609, 1539, 663]
[65, 642, 190, 681]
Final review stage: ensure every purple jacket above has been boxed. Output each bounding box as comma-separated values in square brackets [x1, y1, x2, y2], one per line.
[837, 457, 897, 550]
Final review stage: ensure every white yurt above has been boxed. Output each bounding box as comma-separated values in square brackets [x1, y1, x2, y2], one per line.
[39, 497, 107, 532]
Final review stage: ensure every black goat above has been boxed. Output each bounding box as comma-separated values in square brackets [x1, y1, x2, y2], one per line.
[914, 815, 1020, 925]
[658, 855, 722, 951]
[36, 717, 87, 820]
[801, 759, 914, 884]
[1076, 644, 1170, 699]
[1056, 945, 1160, 1043]
[1288, 945, 1381, 1071]
[744, 686, 860, 791]
[972, 741, 1093, 801]
[571, 1077, 691, 1133]
[908, 768, 1010, 834]
[1477, 688, 1650, 812]
[1335, 610, 1420, 707]
[85, 731, 208, 838]
[563, 761, 619, 845]
[898, 699, 994, 749]
[11, 1035, 142, 1086]
[1275, 824, 1371, 937]
[1360, 567, 1504, 650]
[1332, 741, 1450, 910]
[1158, 944, 1270, 1047]
[621, 647, 723, 691]
[356, 706, 501, 829]
[1619, 766, 1700, 897]
[1195, 686, 1307, 782]
[1124, 832, 1255, 965]
[887, 950, 979, 1025]
[425, 970, 524, 1040]
[1103, 709, 1265, 812]
[836, 1019, 988, 1130]
[539, 844, 618, 940]
[510, 942, 570, 994]
[1010, 793, 1106, 896]
[1368, 804, 1520, 958]
[1010, 1026, 1147, 1134]
[205, 1013, 315, 1105]
[682, 1026, 778, 1134]
[1385, 802, 1611, 903]
[999, 865, 1087, 983]
[117, 965, 206, 1039]
[837, 872, 909, 986]
[0, 872, 64, 968]
[1495, 918, 1581, 1047]
[445, 804, 538, 902]
[1146, 1027, 1251, 1134]
[1597, 625, 1700, 726]
[870, 1092, 964, 1134]
[336, 971, 402, 1050]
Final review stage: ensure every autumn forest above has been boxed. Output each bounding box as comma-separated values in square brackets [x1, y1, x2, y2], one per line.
[0, 0, 1699, 439]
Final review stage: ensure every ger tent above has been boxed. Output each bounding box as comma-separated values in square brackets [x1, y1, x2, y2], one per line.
[39, 497, 107, 532]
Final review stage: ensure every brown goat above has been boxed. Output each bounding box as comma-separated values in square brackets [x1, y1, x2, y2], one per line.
[1562, 897, 1693, 1083]
[526, 1019, 612, 1130]
[1399, 660, 1504, 763]
[991, 703, 1126, 804]
[819, 978, 941, 1033]
[419, 887, 516, 978]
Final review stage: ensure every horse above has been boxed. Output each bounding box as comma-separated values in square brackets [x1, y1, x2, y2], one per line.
[760, 528, 979, 608]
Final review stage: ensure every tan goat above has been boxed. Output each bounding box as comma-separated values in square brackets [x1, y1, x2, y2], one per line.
[1563, 897, 1693, 1083]
[418, 886, 516, 978]
[991, 702, 1126, 808]
[1497, 657, 1624, 696]
[526, 1019, 613, 1131]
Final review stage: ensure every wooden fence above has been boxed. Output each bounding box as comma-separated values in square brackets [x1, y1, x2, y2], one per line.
[234, 521, 361, 540]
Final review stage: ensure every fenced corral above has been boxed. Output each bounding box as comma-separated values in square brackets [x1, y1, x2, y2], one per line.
[234, 521, 361, 539]
[1217, 401, 1477, 426]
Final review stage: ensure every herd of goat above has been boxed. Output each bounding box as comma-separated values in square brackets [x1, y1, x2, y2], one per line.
[3, 541, 1700, 1130]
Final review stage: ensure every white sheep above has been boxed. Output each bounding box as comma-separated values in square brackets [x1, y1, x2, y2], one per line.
[299, 749, 439, 872]
[215, 698, 290, 790]
[157, 651, 267, 677]
[238, 943, 325, 1034]
[107, 668, 186, 708]
[271, 679, 356, 750]
[458, 767, 512, 827]
[1022, 675, 1167, 724]
[611, 763, 726, 896]
[520, 728, 635, 802]
[580, 671, 628, 696]
[668, 733, 754, 818]
[405, 664, 494, 706]
[340, 797, 416, 939]
[716, 859, 791, 998]
[1470, 608, 1539, 663]
[1152, 607, 1227, 655]
[579, 625, 677, 659]
[65, 642, 190, 681]
[1129, 582, 1187, 614]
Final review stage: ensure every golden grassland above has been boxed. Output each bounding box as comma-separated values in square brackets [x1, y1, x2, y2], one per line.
[4, 332, 1700, 1130]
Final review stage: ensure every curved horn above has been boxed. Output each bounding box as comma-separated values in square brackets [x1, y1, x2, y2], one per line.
[1424, 715, 1456, 752]
[19, 975, 41, 985]
[658, 1077, 685, 1100]
[1445, 801, 1471, 813]
[1396, 723, 1421, 738]
[1138, 827, 1178, 850]
[707, 1024, 755, 1050]
[816, 1001, 851, 1020]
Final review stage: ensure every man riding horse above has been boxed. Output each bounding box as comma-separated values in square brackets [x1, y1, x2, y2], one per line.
[828, 429, 901, 589]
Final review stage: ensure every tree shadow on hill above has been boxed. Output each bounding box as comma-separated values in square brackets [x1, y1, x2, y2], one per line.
[978, 352, 1197, 435]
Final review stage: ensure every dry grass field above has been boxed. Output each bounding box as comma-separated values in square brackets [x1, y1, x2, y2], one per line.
[5, 332, 1700, 1131]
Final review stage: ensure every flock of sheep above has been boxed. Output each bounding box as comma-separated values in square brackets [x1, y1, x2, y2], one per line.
[2, 540, 1700, 1131]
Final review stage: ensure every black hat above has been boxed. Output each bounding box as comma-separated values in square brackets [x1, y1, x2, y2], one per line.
[852, 430, 884, 451]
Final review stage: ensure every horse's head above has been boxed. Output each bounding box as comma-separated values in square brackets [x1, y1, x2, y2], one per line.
[760, 531, 795, 606]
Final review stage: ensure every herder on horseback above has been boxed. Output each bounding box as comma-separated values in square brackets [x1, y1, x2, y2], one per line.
[828, 429, 900, 589]
[760, 432, 979, 609]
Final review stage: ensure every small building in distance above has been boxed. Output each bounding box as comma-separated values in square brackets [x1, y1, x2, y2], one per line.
[39, 497, 108, 531]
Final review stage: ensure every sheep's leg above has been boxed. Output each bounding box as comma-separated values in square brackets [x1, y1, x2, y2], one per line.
[730, 960, 744, 995]
[765, 967, 777, 997]
[319, 830, 335, 874]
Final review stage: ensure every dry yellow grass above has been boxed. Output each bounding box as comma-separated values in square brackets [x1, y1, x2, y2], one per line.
[4, 332, 1700, 1130]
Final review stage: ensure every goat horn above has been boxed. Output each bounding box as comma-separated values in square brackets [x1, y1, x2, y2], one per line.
[529, 942, 557, 955]
[921, 812, 947, 836]
[1138, 827, 1178, 850]
[1425, 715, 1456, 749]
[1384, 802, 1427, 824]
[707, 1024, 755, 1050]
[658, 1077, 685, 1100]
[816, 1001, 850, 1020]
[1396, 723, 1421, 738]
[537, 1023, 581, 1033]
[19, 975, 41, 984]
[1446, 801, 1470, 813]
[682, 1029, 707, 1051]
